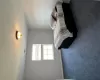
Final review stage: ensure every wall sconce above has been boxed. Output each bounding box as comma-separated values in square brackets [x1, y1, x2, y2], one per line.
[16, 31, 22, 40]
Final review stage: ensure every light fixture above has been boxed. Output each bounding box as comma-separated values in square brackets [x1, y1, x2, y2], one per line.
[16, 31, 22, 40]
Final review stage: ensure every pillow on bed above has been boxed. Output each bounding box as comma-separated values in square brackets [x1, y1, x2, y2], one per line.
[51, 7, 57, 29]
[52, 7, 57, 21]
[50, 17, 57, 30]
[56, 1, 64, 17]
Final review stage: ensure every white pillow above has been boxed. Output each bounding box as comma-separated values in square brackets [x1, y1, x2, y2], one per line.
[50, 17, 57, 30]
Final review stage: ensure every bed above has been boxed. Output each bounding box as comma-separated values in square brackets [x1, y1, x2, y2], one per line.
[51, 2, 77, 49]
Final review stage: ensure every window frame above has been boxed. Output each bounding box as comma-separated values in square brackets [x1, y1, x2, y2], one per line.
[42, 44, 54, 60]
[32, 44, 54, 61]
[32, 44, 42, 61]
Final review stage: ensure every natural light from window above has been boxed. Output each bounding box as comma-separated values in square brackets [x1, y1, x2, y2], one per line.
[43, 44, 54, 60]
[32, 44, 41, 61]
[32, 44, 54, 61]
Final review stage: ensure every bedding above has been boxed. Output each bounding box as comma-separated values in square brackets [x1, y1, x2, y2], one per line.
[54, 14, 73, 49]
[52, 2, 77, 49]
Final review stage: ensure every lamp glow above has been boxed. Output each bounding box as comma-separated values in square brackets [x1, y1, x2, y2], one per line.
[16, 31, 22, 40]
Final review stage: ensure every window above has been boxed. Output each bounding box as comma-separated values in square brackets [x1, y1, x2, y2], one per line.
[32, 44, 41, 61]
[43, 44, 54, 60]
[32, 44, 54, 61]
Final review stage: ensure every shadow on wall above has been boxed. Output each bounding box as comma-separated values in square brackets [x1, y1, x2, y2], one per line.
[61, 1, 100, 80]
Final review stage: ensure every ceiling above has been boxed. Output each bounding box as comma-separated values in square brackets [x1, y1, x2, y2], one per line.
[24, 0, 58, 29]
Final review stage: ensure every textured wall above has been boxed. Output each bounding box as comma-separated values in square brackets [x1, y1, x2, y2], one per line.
[62, 1, 100, 80]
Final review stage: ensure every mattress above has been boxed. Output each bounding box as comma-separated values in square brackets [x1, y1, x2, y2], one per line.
[54, 3, 73, 49]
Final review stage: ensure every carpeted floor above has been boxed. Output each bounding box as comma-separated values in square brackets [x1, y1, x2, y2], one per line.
[61, 1, 100, 80]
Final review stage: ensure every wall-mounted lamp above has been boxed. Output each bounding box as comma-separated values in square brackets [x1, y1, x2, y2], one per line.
[16, 31, 22, 40]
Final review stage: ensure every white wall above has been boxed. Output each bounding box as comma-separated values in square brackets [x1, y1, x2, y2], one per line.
[0, 0, 27, 80]
[24, 0, 58, 29]
[24, 29, 63, 80]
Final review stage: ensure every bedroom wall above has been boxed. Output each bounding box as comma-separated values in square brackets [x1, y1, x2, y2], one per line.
[24, 29, 63, 80]
[0, 0, 28, 80]
[62, 0, 100, 80]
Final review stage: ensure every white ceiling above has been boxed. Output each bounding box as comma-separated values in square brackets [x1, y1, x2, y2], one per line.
[24, 0, 58, 29]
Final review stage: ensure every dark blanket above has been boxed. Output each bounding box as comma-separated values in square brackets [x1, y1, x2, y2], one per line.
[59, 3, 77, 49]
